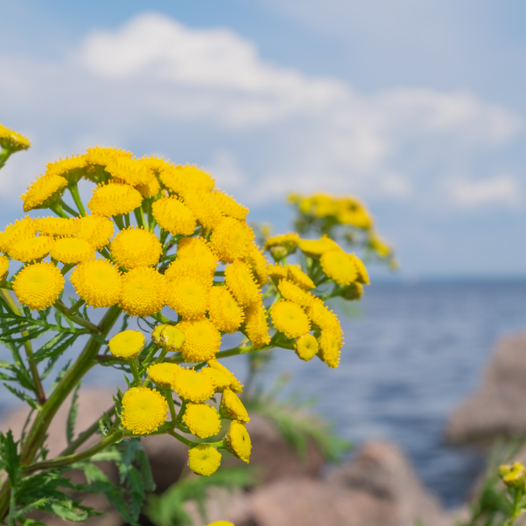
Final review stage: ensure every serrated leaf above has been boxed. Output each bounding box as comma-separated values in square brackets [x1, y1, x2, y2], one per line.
[66, 383, 80, 445]
[3, 384, 37, 410]
[0, 430, 20, 486]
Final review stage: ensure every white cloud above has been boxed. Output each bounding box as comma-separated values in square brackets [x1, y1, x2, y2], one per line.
[448, 174, 523, 209]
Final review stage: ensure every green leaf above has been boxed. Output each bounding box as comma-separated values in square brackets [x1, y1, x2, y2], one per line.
[3, 384, 37, 410]
[66, 383, 81, 445]
[0, 430, 20, 486]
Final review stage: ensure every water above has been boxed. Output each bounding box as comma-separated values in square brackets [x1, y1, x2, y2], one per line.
[232, 280, 526, 508]
[2, 280, 526, 508]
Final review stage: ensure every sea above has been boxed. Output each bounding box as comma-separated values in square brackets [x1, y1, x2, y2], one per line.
[1, 279, 526, 508]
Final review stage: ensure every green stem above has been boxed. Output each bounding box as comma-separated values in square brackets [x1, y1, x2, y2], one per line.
[0, 149, 12, 170]
[59, 199, 80, 218]
[175, 400, 187, 424]
[67, 298, 86, 316]
[165, 389, 176, 421]
[54, 300, 100, 333]
[0, 290, 46, 405]
[166, 429, 194, 447]
[134, 207, 146, 229]
[50, 202, 69, 219]
[129, 357, 142, 385]
[113, 215, 125, 231]
[68, 184, 86, 216]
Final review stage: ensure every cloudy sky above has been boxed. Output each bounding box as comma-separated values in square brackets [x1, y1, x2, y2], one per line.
[1, 0, 526, 278]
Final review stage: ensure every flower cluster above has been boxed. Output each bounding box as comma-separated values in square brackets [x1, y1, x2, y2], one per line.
[0, 143, 370, 478]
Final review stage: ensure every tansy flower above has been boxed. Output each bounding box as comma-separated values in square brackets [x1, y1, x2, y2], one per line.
[209, 217, 254, 263]
[45, 155, 88, 183]
[264, 233, 300, 253]
[120, 267, 165, 317]
[172, 367, 216, 402]
[135, 172, 161, 198]
[85, 146, 133, 167]
[225, 421, 251, 463]
[21, 173, 68, 212]
[267, 263, 288, 280]
[188, 444, 222, 477]
[305, 297, 341, 332]
[70, 259, 122, 308]
[287, 265, 315, 290]
[177, 318, 221, 363]
[370, 234, 392, 258]
[183, 189, 223, 231]
[165, 275, 210, 320]
[110, 227, 162, 269]
[342, 282, 363, 301]
[270, 301, 310, 339]
[317, 329, 343, 369]
[164, 258, 214, 287]
[349, 254, 369, 285]
[220, 389, 250, 423]
[109, 330, 145, 359]
[152, 324, 186, 351]
[246, 244, 269, 287]
[75, 215, 114, 250]
[224, 261, 260, 307]
[160, 164, 215, 195]
[0, 256, 9, 281]
[202, 367, 232, 392]
[207, 360, 243, 393]
[147, 362, 181, 388]
[277, 279, 314, 308]
[0, 217, 37, 253]
[151, 196, 196, 236]
[9, 236, 54, 263]
[51, 238, 93, 265]
[208, 286, 243, 334]
[244, 302, 271, 348]
[13, 262, 64, 310]
[36, 217, 80, 237]
[121, 387, 168, 435]
[0, 124, 31, 152]
[206, 522, 234, 526]
[88, 183, 143, 217]
[183, 403, 221, 438]
[320, 249, 358, 286]
[105, 157, 152, 186]
[295, 334, 319, 362]
[298, 235, 340, 257]
[211, 190, 248, 221]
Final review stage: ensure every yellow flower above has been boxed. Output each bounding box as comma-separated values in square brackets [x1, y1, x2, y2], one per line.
[110, 226, 162, 270]
[277, 279, 314, 308]
[45, 155, 88, 182]
[88, 183, 143, 217]
[172, 367, 216, 402]
[152, 324, 186, 351]
[0, 256, 9, 281]
[207, 360, 243, 393]
[320, 249, 358, 285]
[147, 362, 181, 387]
[85, 146, 133, 169]
[183, 403, 221, 438]
[188, 444, 222, 477]
[202, 367, 232, 392]
[317, 328, 343, 368]
[51, 238, 94, 264]
[177, 318, 221, 363]
[121, 387, 168, 435]
[21, 173, 68, 212]
[298, 235, 340, 257]
[165, 275, 210, 320]
[264, 233, 300, 253]
[270, 301, 310, 339]
[35, 217, 80, 237]
[267, 263, 288, 280]
[211, 190, 248, 221]
[350, 254, 369, 285]
[0, 217, 37, 253]
[160, 164, 215, 195]
[246, 244, 269, 287]
[295, 333, 319, 362]
[244, 302, 271, 348]
[224, 261, 260, 307]
[183, 189, 224, 231]
[8, 236, 54, 263]
[209, 217, 254, 263]
[220, 389, 250, 423]
[305, 297, 341, 332]
[287, 265, 315, 290]
[370, 234, 392, 258]
[205, 522, 234, 526]
[151, 196, 196, 235]
[105, 156, 152, 186]
[225, 421, 251, 463]
[120, 267, 165, 317]
[208, 286, 243, 333]
[75, 215, 114, 250]
[109, 330, 145, 359]
[70, 258, 122, 308]
[0, 124, 31, 152]
[13, 262, 64, 310]
[135, 171, 161, 198]
[342, 282, 363, 301]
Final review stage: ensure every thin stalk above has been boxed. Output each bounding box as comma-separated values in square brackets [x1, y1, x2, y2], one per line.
[54, 300, 100, 333]
[67, 298, 86, 316]
[68, 184, 86, 216]
[129, 357, 141, 385]
[59, 199, 80, 218]
[113, 215, 125, 231]
[166, 429, 194, 448]
[50, 202, 69, 219]
[134, 207, 146, 229]
[0, 149, 12, 170]
[165, 389, 176, 421]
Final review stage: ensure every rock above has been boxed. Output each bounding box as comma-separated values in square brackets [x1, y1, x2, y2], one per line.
[445, 334, 526, 445]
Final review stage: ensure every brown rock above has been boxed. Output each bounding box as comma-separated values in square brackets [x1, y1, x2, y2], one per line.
[445, 334, 526, 445]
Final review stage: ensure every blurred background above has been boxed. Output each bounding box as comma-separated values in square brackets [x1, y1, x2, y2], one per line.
[2, 0, 526, 510]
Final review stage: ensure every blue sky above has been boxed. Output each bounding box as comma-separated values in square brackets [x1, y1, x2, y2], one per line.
[2, 0, 526, 278]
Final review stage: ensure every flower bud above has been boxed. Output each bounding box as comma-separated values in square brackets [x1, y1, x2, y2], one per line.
[152, 324, 185, 351]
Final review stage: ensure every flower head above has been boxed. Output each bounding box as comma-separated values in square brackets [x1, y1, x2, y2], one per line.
[350, 254, 369, 285]
[320, 249, 358, 286]
[110, 227, 162, 269]
[0, 256, 9, 281]
[270, 301, 310, 339]
[152, 324, 186, 351]
[45, 155, 88, 182]
[295, 334, 318, 362]
[105, 156, 152, 186]
[152, 196, 196, 236]
[120, 267, 165, 317]
[13, 262, 64, 310]
[183, 189, 223, 231]
[208, 286, 243, 334]
[9, 236, 54, 263]
[51, 238, 94, 264]
[21, 173, 68, 212]
[225, 421, 251, 463]
[0, 218, 37, 253]
[147, 362, 181, 387]
[317, 328, 343, 368]
[109, 330, 145, 359]
[224, 261, 260, 307]
[88, 183, 143, 217]
[160, 164, 215, 195]
[165, 275, 210, 320]
[287, 265, 315, 290]
[0, 124, 31, 152]
[244, 302, 271, 348]
[121, 387, 168, 435]
[207, 360, 243, 393]
[183, 403, 221, 438]
[188, 444, 222, 477]
[264, 233, 300, 255]
[220, 389, 250, 423]
[36, 217, 80, 237]
[298, 235, 340, 257]
[305, 297, 341, 332]
[211, 190, 248, 221]
[75, 215, 114, 250]
[172, 367, 216, 402]
[277, 279, 313, 308]
[209, 217, 254, 263]
[267, 263, 288, 280]
[70, 258, 122, 308]
[177, 319, 221, 363]
[246, 244, 269, 286]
